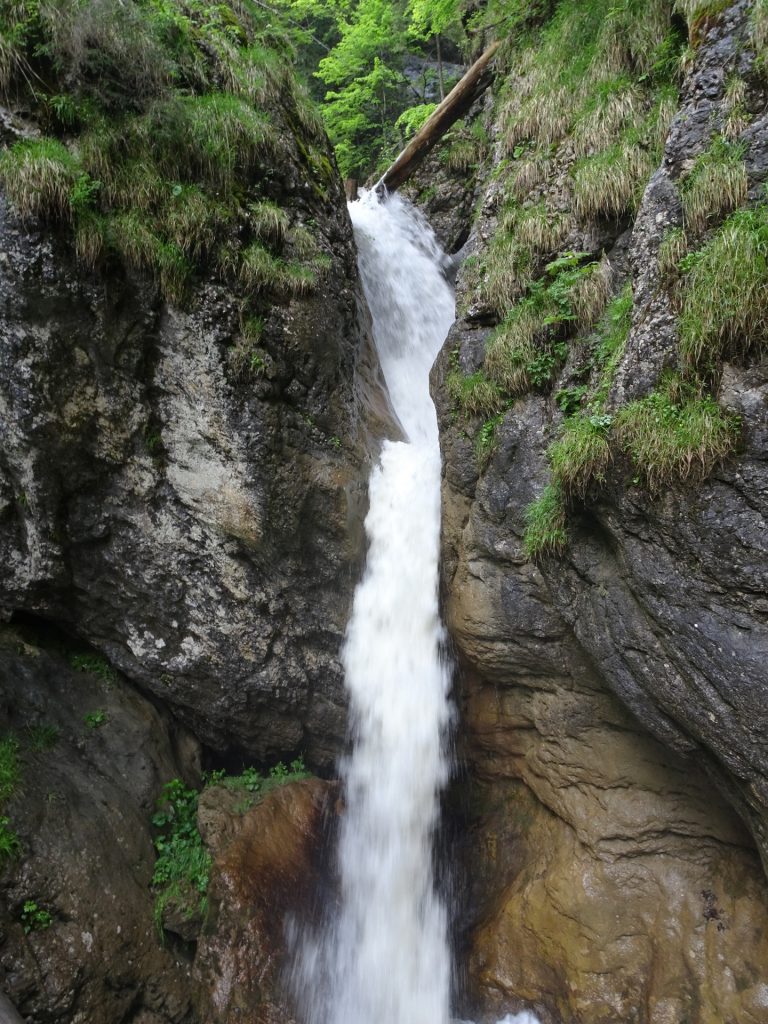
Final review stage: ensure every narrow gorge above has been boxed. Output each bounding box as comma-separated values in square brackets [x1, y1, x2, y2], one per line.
[0, 1, 767, 1023]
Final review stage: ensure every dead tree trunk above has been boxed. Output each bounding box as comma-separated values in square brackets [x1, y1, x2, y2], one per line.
[377, 40, 500, 195]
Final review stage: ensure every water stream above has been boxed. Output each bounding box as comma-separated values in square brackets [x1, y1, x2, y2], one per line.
[294, 192, 538, 1024]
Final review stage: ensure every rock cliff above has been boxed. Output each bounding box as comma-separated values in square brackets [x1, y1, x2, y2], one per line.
[433, 1, 768, 1020]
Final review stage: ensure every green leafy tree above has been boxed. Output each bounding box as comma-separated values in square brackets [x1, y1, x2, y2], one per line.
[316, 0, 410, 177]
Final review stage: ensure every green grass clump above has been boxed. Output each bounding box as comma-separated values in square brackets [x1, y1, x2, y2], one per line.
[485, 301, 546, 396]
[616, 376, 739, 491]
[680, 137, 748, 235]
[572, 140, 655, 220]
[571, 79, 644, 157]
[480, 233, 534, 315]
[475, 414, 504, 469]
[503, 201, 574, 256]
[446, 369, 504, 419]
[249, 200, 289, 243]
[523, 483, 568, 558]
[25, 725, 59, 752]
[0, 139, 83, 221]
[69, 651, 117, 684]
[678, 207, 768, 371]
[0, 736, 19, 805]
[548, 413, 613, 498]
[0, 1, 328, 307]
[592, 283, 633, 403]
[658, 226, 688, 280]
[568, 258, 613, 330]
[507, 148, 552, 199]
[751, 0, 768, 70]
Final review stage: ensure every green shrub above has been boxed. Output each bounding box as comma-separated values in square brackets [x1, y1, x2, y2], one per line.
[680, 136, 747, 234]
[151, 779, 211, 937]
[523, 483, 568, 558]
[616, 376, 739, 491]
[151, 758, 310, 934]
[678, 207, 768, 371]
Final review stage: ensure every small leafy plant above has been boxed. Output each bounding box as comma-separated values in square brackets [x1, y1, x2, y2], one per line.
[84, 709, 108, 729]
[21, 900, 52, 934]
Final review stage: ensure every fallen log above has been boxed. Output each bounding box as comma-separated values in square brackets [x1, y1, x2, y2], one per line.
[377, 40, 501, 195]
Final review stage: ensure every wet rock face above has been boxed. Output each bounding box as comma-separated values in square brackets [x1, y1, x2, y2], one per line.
[193, 777, 335, 1024]
[0, 626, 198, 1024]
[432, 2, 768, 1020]
[0, 132, 389, 769]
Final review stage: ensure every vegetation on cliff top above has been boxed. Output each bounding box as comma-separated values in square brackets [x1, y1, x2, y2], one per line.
[0, 0, 331, 305]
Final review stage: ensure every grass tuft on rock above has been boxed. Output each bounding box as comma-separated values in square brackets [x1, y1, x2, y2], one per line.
[523, 483, 568, 559]
[0, 139, 83, 221]
[616, 375, 739, 491]
[548, 413, 613, 498]
[678, 206, 768, 371]
[446, 368, 504, 419]
[572, 140, 655, 221]
[680, 136, 748, 235]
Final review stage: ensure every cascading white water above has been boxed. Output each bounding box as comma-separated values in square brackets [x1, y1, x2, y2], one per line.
[294, 190, 455, 1024]
[331, 191, 456, 1024]
[293, 190, 541, 1024]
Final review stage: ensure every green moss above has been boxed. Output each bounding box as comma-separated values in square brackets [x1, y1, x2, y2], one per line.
[523, 483, 568, 558]
[616, 376, 739, 491]
[680, 136, 748, 235]
[678, 206, 768, 372]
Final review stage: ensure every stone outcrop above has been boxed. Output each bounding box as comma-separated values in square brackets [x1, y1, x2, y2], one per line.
[0, 624, 198, 1023]
[0, 101, 390, 769]
[193, 777, 335, 1024]
[433, 2, 768, 1020]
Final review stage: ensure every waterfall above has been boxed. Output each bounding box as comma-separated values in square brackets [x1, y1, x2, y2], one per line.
[331, 192, 456, 1024]
[294, 190, 454, 1024]
[293, 191, 540, 1024]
